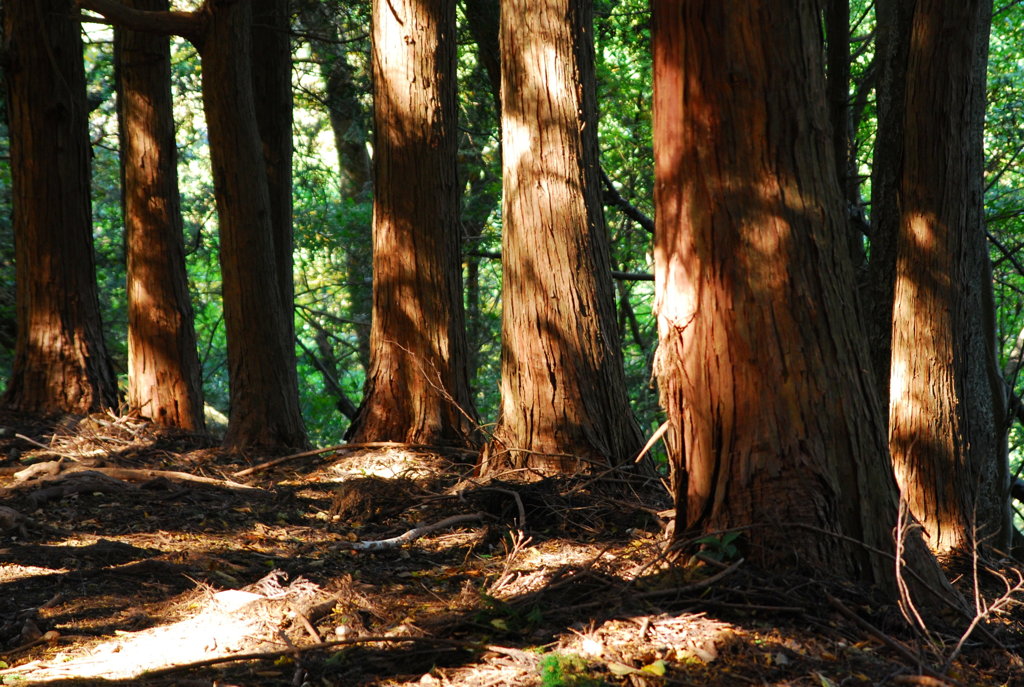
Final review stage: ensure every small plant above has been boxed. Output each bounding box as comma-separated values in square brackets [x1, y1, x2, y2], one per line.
[539, 652, 603, 687]
[475, 592, 544, 635]
[694, 530, 742, 562]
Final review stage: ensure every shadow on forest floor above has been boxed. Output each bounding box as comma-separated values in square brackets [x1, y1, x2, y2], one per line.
[0, 410, 1022, 686]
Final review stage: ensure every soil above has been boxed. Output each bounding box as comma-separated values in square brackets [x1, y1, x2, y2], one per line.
[0, 410, 1022, 686]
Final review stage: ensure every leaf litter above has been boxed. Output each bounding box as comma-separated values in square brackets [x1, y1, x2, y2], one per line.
[0, 410, 1022, 686]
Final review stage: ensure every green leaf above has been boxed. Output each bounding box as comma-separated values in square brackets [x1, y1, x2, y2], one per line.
[641, 660, 667, 676]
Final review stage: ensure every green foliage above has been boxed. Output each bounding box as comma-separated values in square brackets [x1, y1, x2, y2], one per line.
[694, 531, 742, 563]
[988, 2, 1024, 531]
[539, 653, 604, 687]
[474, 592, 545, 635]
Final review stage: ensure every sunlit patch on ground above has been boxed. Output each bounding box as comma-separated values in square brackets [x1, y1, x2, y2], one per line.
[1, 412, 1022, 686]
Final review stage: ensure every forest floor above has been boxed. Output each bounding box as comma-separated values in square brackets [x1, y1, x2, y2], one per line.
[0, 411, 1022, 687]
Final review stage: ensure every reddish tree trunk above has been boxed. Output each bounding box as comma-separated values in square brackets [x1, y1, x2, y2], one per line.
[2, 0, 117, 414]
[345, 0, 476, 447]
[117, 0, 205, 430]
[481, 0, 642, 475]
[651, 0, 946, 595]
[886, 0, 1008, 552]
[201, 0, 306, 449]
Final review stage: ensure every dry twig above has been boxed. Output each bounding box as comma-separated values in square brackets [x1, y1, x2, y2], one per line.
[333, 512, 488, 551]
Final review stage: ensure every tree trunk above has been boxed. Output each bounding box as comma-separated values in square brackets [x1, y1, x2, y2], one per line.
[886, 0, 1008, 553]
[345, 0, 477, 447]
[250, 0, 296, 351]
[200, 0, 307, 450]
[651, 0, 945, 594]
[117, 0, 206, 430]
[866, 0, 915, 394]
[2, 0, 117, 414]
[824, 0, 862, 266]
[481, 0, 642, 475]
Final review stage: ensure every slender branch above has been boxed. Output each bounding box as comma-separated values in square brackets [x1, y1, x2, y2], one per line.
[825, 593, 963, 687]
[987, 231, 1024, 277]
[76, 0, 204, 46]
[295, 337, 359, 420]
[600, 167, 655, 234]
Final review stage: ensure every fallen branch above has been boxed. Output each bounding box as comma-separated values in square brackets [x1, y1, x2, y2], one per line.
[333, 512, 488, 551]
[233, 441, 478, 478]
[12, 462, 261, 493]
[85, 466, 262, 492]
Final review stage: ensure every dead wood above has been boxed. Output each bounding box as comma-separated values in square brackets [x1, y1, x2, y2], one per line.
[333, 512, 488, 551]
[10, 461, 262, 493]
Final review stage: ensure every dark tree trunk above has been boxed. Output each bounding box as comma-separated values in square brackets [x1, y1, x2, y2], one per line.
[201, 0, 306, 450]
[885, 0, 1008, 553]
[2, 0, 117, 414]
[866, 0, 915, 394]
[825, 0, 863, 265]
[117, 0, 206, 430]
[651, 0, 947, 597]
[463, 0, 501, 110]
[481, 0, 642, 475]
[345, 0, 477, 447]
[250, 0, 295, 350]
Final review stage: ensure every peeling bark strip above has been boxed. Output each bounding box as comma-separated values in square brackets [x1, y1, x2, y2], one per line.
[886, 0, 1007, 553]
[347, 0, 477, 447]
[118, 0, 206, 430]
[2, 0, 118, 414]
[651, 0, 946, 594]
[483, 0, 642, 476]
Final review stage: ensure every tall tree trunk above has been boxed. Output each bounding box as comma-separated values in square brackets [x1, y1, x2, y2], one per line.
[250, 0, 296, 351]
[825, 0, 862, 266]
[2, 0, 117, 414]
[886, 0, 1008, 553]
[651, 0, 947, 596]
[866, 0, 914, 394]
[201, 0, 306, 449]
[481, 0, 642, 475]
[345, 0, 477, 447]
[117, 0, 205, 430]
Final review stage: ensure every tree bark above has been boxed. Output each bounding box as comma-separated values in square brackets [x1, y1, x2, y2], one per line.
[78, 0, 308, 450]
[866, 0, 915, 395]
[651, 0, 946, 595]
[117, 0, 206, 430]
[345, 0, 477, 447]
[2, 0, 118, 414]
[201, 0, 307, 449]
[250, 0, 296, 351]
[825, 0, 862, 266]
[886, 0, 1008, 553]
[481, 0, 642, 475]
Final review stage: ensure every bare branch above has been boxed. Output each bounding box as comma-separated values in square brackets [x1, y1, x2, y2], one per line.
[600, 167, 655, 234]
